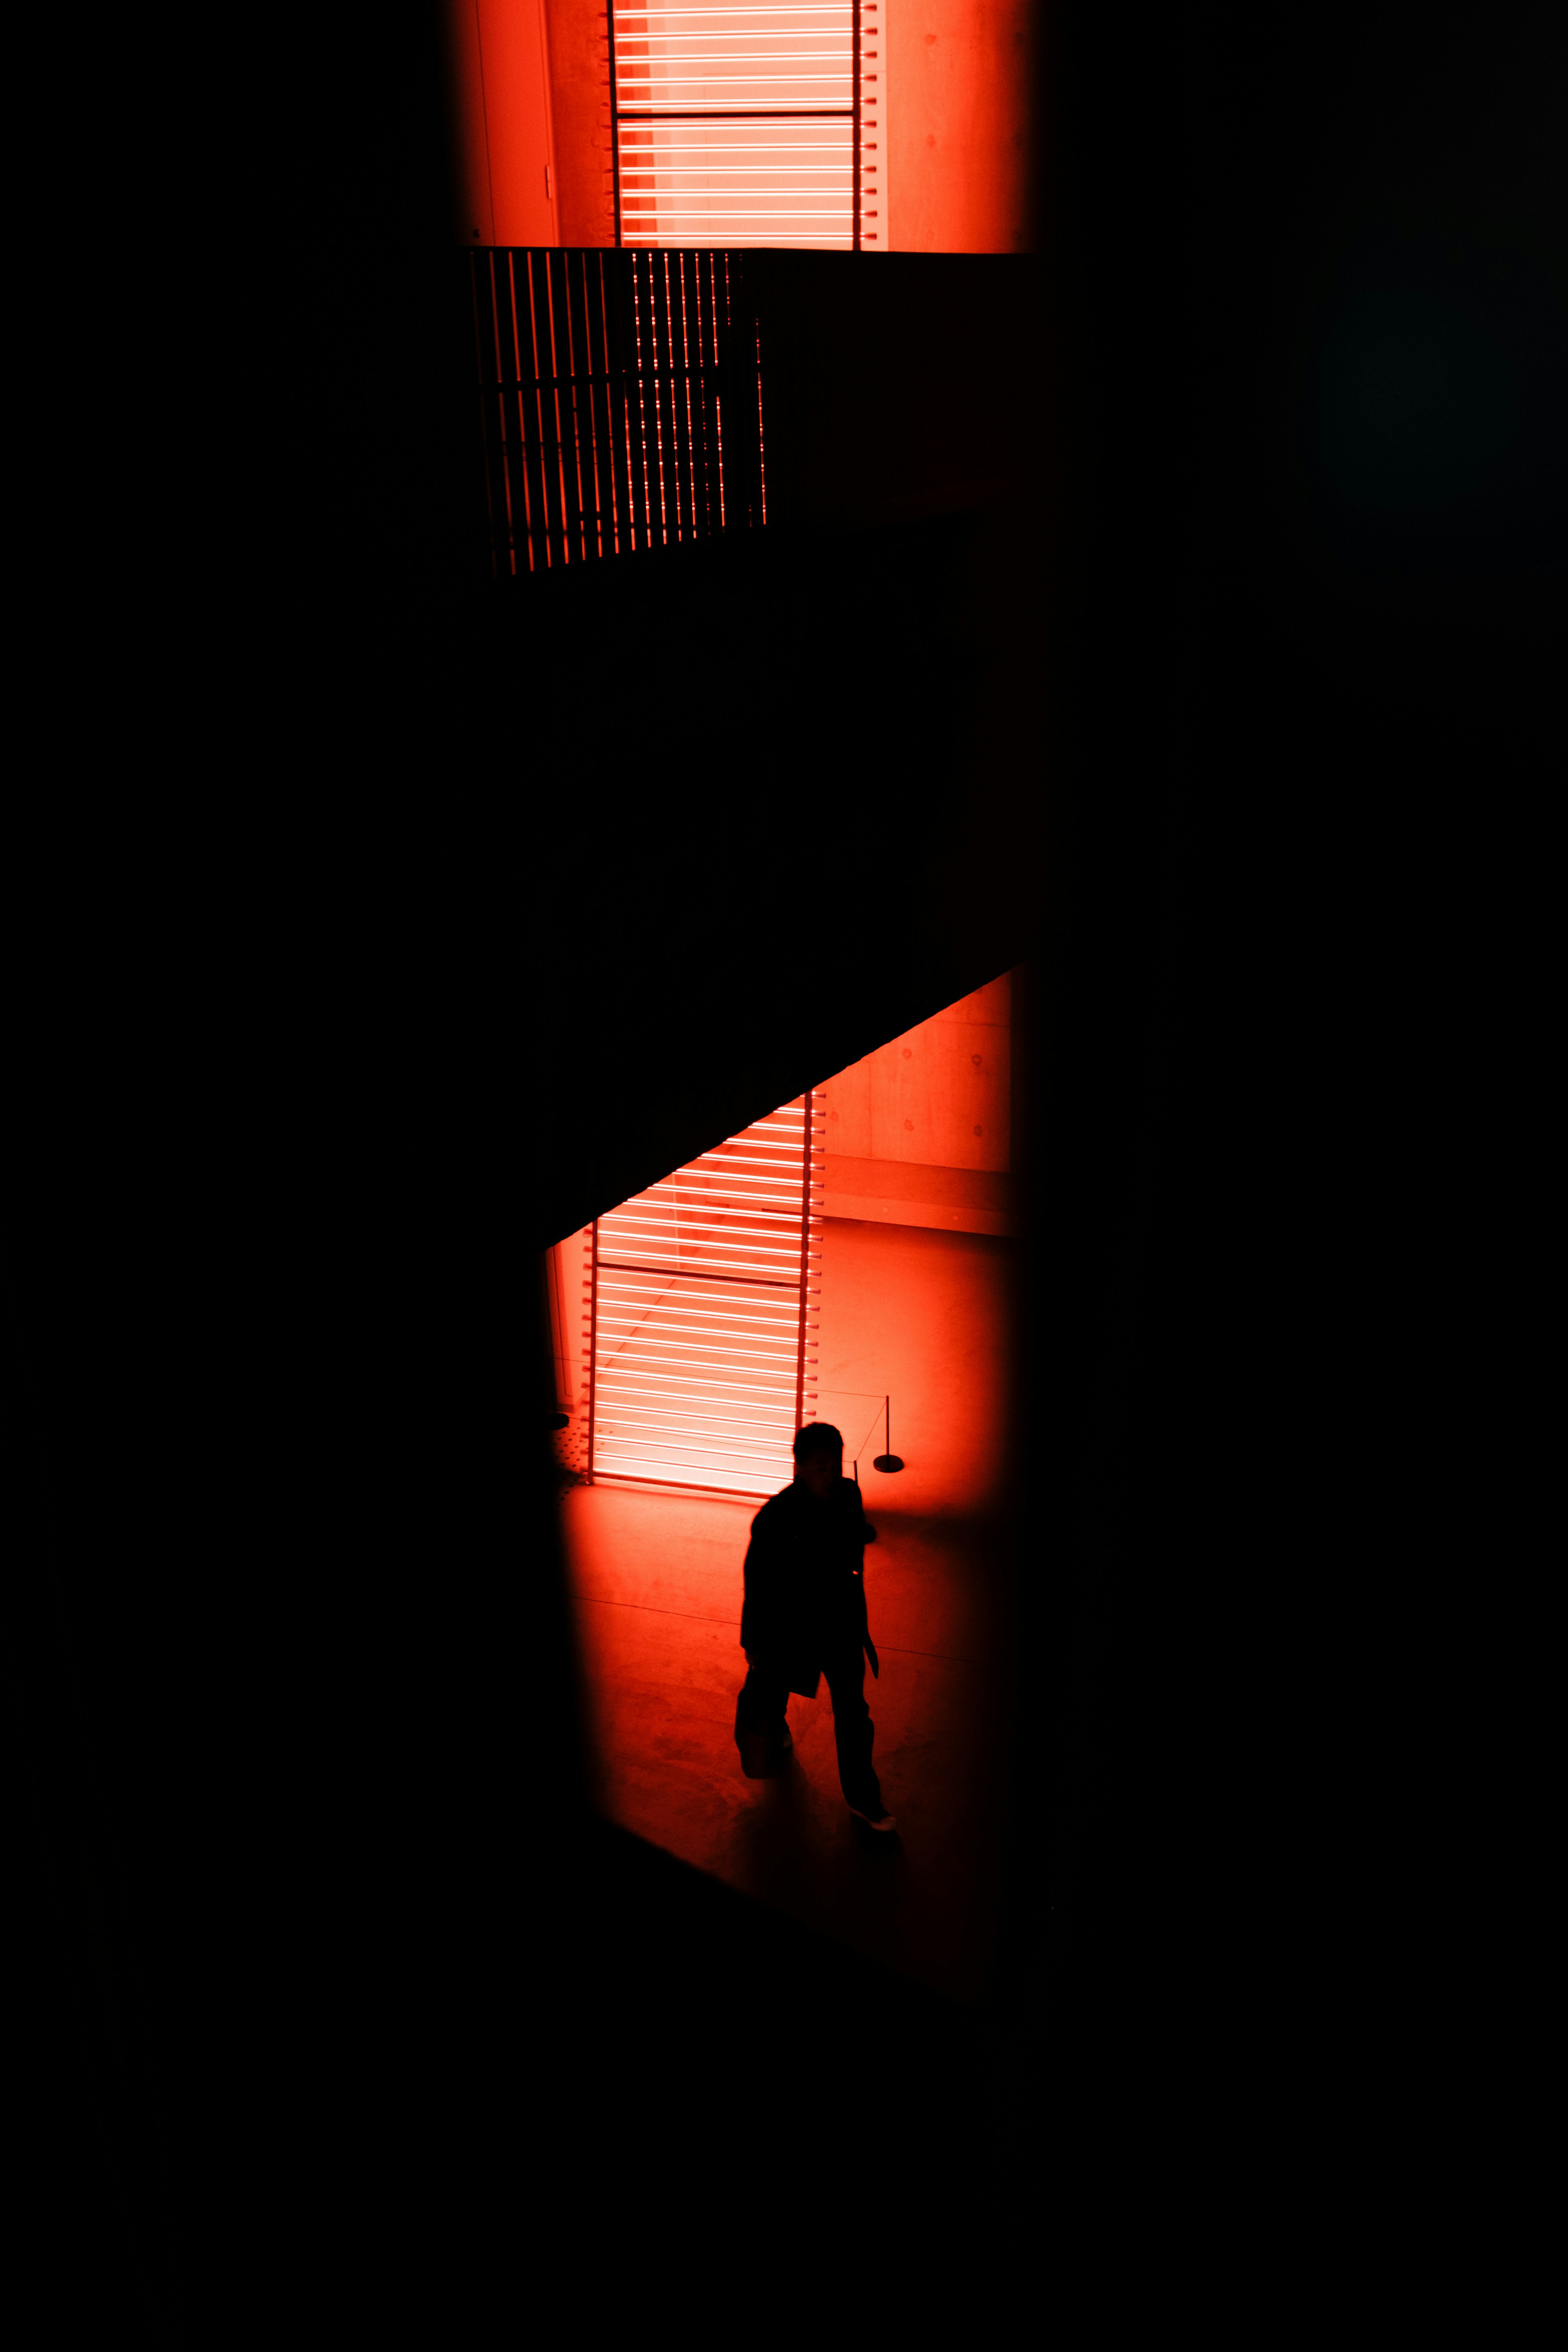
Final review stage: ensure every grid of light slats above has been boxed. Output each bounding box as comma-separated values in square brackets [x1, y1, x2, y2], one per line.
[613, 3, 870, 249]
[470, 248, 766, 575]
[589, 1093, 825, 1496]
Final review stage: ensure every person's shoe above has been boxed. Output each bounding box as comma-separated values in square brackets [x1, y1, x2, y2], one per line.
[848, 1802, 896, 1832]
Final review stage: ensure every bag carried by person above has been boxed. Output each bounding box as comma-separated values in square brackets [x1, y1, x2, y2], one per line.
[734, 1693, 783, 1779]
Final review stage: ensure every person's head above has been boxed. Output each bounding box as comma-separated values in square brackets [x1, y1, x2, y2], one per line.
[793, 1421, 843, 1501]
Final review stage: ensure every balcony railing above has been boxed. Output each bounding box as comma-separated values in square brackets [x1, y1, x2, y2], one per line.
[470, 245, 766, 575]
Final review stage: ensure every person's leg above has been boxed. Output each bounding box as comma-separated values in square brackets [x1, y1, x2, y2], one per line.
[822, 1647, 884, 1816]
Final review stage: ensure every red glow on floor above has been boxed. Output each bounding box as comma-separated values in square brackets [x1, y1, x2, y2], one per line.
[561, 1211, 1018, 1999]
[553, 980, 1020, 1985]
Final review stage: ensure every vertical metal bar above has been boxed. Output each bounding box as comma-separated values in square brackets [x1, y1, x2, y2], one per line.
[514, 251, 539, 570]
[569, 249, 593, 560]
[550, 248, 586, 561]
[541, 252, 569, 566]
[564, 251, 590, 559]
[720, 247, 733, 525]
[639, 250, 660, 544]
[492, 251, 526, 578]
[853, 0, 862, 251]
[694, 252, 710, 533]
[694, 252, 710, 537]
[607, 4, 623, 247]
[587, 1218, 601, 1482]
[728, 252, 764, 530]
[541, 251, 569, 570]
[575, 252, 606, 560]
[696, 251, 718, 536]
[715, 250, 728, 530]
[652, 252, 674, 543]
[549, 249, 571, 561]
[501, 252, 532, 573]
[678, 252, 697, 538]
[627, 253, 652, 548]
[755, 258, 767, 526]
[585, 252, 609, 555]
[795, 1094, 813, 1434]
[710, 248, 726, 533]
[469, 252, 503, 578]
[601, 252, 632, 554]
[669, 251, 683, 539]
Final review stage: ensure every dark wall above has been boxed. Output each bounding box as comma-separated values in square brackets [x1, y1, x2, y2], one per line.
[24, 1, 1561, 2334]
[751, 252, 1044, 532]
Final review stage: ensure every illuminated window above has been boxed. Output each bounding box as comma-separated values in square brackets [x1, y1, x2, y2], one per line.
[586, 1091, 824, 1496]
[610, 2, 880, 249]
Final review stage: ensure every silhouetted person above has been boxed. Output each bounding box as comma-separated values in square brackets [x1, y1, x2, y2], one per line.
[734, 1422, 895, 1831]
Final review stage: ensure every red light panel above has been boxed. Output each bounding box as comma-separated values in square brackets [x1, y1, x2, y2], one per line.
[588, 1092, 826, 1496]
[610, 1, 878, 249]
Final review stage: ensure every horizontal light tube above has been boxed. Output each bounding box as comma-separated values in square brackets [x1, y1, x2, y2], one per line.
[595, 1296, 800, 1327]
[599, 1263, 802, 1288]
[601, 1217, 805, 1241]
[598, 1365, 799, 1390]
[597, 1377, 797, 1406]
[597, 1363, 797, 1394]
[599, 1257, 809, 1281]
[598, 1346, 800, 1373]
[602, 1223, 810, 1243]
[598, 1397, 797, 1430]
[596, 1292, 799, 1325]
[619, 31, 853, 42]
[617, 72, 853, 82]
[595, 1442, 795, 1475]
[597, 1251, 808, 1270]
[596, 1424, 794, 1457]
[597, 1312, 798, 1345]
[598, 1418, 796, 1453]
[617, 9, 855, 17]
[597, 1359, 797, 1387]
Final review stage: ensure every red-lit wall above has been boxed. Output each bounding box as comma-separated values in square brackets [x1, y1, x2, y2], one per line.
[886, 0, 1035, 252]
[447, 0, 560, 245]
[543, 0, 616, 244]
[820, 973, 1017, 1234]
[448, 0, 1033, 251]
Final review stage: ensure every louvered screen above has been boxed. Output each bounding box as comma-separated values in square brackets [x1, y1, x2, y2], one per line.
[470, 247, 766, 573]
[588, 1090, 825, 1497]
[611, 2, 881, 249]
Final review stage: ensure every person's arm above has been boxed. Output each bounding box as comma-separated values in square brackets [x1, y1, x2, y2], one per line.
[739, 1507, 775, 1653]
[842, 1476, 876, 1544]
[844, 1489, 879, 1675]
[854, 1563, 879, 1678]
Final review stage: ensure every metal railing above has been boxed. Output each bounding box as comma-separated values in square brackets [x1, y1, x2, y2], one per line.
[470, 245, 766, 575]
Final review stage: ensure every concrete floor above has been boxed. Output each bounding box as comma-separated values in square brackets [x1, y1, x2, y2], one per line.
[560, 1216, 1020, 2005]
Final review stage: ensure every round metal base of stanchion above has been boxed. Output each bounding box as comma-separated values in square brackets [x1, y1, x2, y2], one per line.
[872, 1454, 904, 1473]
